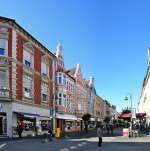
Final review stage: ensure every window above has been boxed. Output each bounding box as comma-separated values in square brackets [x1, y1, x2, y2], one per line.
[41, 82, 48, 103]
[63, 75, 66, 86]
[42, 94, 47, 102]
[23, 75, 33, 99]
[23, 47, 33, 68]
[58, 93, 62, 105]
[25, 60, 31, 67]
[0, 71, 6, 87]
[0, 39, 5, 56]
[24, 87, 32, 98]
[0, 71, 7, 96]
[58, 73, 62, 84]
[41, 62, 48, 76]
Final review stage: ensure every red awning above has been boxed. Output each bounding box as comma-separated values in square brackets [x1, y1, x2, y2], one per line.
[136, 113, 146, 118]
[118, 113, 131, 118]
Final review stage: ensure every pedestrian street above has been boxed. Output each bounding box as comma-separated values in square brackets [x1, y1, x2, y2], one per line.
[1, 135, 150, 151]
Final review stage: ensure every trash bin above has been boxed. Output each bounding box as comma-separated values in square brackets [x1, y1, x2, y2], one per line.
[55, 128, 61, 138]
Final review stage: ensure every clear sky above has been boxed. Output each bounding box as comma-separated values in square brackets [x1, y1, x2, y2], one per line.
[1, 0, 150, 112]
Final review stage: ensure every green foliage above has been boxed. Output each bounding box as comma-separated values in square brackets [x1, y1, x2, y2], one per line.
[82, 113, 91, 121]
[104, 116, 111, 123]
[121, 109, 131, 114]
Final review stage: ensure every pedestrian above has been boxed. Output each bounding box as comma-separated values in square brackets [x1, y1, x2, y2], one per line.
[47, 127, 53, 141]
[97, 125, 103, 147]
[110, 124, 114, 135]
[17, 121, 23, 138]
[106, 123, 110, 135]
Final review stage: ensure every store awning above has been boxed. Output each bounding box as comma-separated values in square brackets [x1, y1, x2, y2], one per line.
[38, 115, 51, 120]
[14, 111, 51, 120]
[56, 113, 77, 120]
[118, 113, 131, 118]
[136, 113, 146, 118]
[14, 111, 39, 119]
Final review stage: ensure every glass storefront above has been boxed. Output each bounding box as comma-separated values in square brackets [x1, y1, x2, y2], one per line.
[41, 120, 50, 131]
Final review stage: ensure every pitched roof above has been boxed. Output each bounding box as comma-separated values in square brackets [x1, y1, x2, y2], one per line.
[0, 16, 56, 59]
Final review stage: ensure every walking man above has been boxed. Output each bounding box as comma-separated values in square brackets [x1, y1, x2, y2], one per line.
[97, 125, 103, 147]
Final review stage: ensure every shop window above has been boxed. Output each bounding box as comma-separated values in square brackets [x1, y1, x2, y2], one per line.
[41, 120, 50, 130]
[23, 119, 35, 131]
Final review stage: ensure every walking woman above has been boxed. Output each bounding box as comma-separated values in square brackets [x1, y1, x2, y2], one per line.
[97, 125, 103, 147]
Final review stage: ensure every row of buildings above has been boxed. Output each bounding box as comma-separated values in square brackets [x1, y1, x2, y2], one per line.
[0, 16, 117, 137]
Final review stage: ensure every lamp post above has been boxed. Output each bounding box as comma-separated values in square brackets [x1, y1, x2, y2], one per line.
[124, 93, 133, 131]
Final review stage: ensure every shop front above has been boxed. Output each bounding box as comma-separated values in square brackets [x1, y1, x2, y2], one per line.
[11, 102, 51, 138]
[55, 113, 77, 133]
[14, 112, 37, 137]
[0, 102, 11, 137]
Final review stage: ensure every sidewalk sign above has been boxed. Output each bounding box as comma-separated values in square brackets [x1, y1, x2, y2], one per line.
[123, 128, 129, 137]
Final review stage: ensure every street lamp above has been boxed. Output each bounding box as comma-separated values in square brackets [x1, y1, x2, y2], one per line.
[124, 93, 133, 131]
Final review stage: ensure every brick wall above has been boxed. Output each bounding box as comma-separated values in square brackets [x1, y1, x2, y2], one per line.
[16, 34, 24, 101]
[34, 47, 41, 105]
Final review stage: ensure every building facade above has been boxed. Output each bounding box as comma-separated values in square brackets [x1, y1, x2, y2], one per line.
[85, 77, 95, 119]
[67, 64, 87, 131]
[94, 95, 106, 122]
[0, 17, 56, 137]
[55, 44, 77, 132]
[138, 48, 150, 123]
[0, 16, 118, 137]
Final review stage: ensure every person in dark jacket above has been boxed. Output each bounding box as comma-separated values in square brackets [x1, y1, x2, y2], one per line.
[48, 127, 53, 141]
[97, 125, 103, 147]
[17, 121, 23, 138]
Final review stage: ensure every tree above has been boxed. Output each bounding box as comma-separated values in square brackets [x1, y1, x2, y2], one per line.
[82, 113, 91, 133]
[121, 109, 131, 114]
[104, 116, 111, 124]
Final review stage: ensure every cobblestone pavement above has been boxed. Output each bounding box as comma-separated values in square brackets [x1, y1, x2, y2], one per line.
[1, 135, 150, 151]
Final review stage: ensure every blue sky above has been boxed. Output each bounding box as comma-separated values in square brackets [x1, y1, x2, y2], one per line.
[1, 0, 150, 112]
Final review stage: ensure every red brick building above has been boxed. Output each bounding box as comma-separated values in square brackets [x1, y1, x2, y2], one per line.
[67, 64, 87, 131]
[0, 16, 56, 137]
[55, 44, 77, 132]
